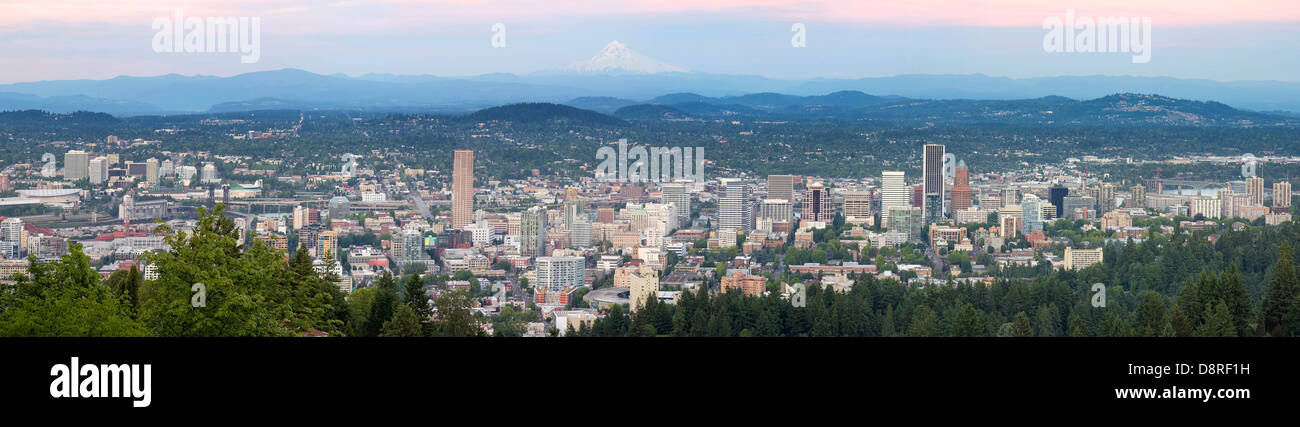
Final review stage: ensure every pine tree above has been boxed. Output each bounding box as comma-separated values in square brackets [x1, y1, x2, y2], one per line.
[364, 271, 397, 337]
[1169, 304, 1194, 337]
[1010, 311, 1033, 337]
[1197, 300, 1236, 337]
[1068, 312, 1089, 337]
[1262, 242, 1300, 336]
[1134, 291, 1166, 337]
[1035, 304, 1058, 337]
[380, 305, 424, 337]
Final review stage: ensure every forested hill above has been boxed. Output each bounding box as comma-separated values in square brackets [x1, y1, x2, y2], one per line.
[461, 103, 627, 127]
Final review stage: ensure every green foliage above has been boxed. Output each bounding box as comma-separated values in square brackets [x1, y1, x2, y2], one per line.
[0, 246, 146, 336]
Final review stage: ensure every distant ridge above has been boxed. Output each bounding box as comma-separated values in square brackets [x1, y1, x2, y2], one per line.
[1, 68, 1298, 123]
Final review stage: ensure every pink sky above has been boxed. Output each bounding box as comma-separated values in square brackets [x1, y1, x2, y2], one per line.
[2, 0, 1296, 30]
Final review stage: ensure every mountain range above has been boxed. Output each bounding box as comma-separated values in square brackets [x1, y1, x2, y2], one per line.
[0, 41, 1298, 117]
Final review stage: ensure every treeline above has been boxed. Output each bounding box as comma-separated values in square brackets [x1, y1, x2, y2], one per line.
[0, 205, 480, 337]
[574, 224, 1300, 337]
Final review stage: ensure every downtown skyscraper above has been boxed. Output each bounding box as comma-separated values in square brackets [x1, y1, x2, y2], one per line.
[452, 150, 474, 229]
[661, 182, 692, 226]
[719, 178, 752, 233]
[767, 174, 796, 203]
[801, 181, 833, 223]
[922, 144, 945, 221]
[880, 171, 910, 228]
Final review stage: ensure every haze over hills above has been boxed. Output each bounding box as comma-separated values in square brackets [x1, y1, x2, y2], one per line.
[0, 40, 1298, 116]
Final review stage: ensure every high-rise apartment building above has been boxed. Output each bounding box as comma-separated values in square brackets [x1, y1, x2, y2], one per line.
[719, 178, 751, 233]
[520, 206, 547, 258]
[452, 150, 475, 229]
[1274, 181, 1292, 212]
[1130, 185, 1146, 209]
[146, 158, 160, 184]
[1246, 176, 1266, 206]
[1096, 183, 1117, 214]
[536, 256, 585, 292]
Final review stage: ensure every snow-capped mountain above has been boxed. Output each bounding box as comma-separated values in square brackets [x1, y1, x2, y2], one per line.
[564, 40, 689, 74]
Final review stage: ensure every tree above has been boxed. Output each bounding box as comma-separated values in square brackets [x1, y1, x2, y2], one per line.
[908, 306, 939, 337]
[138, 205, 340, 337]
[403, 273, 430, 319]
[1197, 300, 1236, 337]
[1035, 305, 1058, 337]
[1134, 291, 1166, 337]
[1010, 312, 1033, 337]
[380, 305, 424, 337]
[433, 290, 479, 337]
[0, 246, 146, 336]
[1262, 242, 1299, 336]
[364, 272, 398, 337]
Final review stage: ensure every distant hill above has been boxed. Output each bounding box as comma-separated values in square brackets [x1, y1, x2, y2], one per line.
[563, 97, 641, 114]
[462, 103, 626, 126]
[613, 92, 1294, 126]
[613, 104, 692, 120]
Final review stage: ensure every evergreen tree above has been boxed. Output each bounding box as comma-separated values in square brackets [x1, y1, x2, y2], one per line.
[1262, 242, 1300, 336]
[364, 272, 398, 337]
[1197, 300, 1237, 337]
[380, 305, 425, 337]
[1010, 312, 1033, 337]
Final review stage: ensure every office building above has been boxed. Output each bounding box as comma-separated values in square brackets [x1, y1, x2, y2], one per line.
[661, 182, 692, 226]
[1021, 194, 1044, 234]
[950, 160, 972, 212]
[759, 199, 793, 223]
[842, 191, 872, 224]
[452, 149, 475, 229]
[880, 171, 909, 228]
[922, 144, 945, 220]
[886, 206, 923, 243]
[801, 182, 833, 223]
[1049, 185, 1069, 217]
[63, 150, 89, 181]
[89, 157, 109, 185]
[767, 174, 796, 203]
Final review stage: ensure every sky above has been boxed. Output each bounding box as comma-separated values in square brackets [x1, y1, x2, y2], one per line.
[0, 0, 1296, 84]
